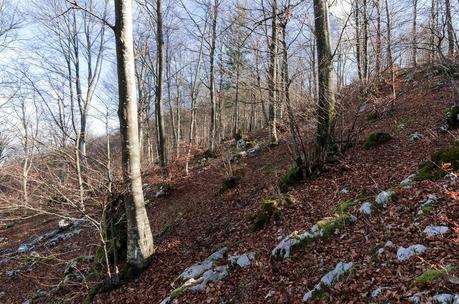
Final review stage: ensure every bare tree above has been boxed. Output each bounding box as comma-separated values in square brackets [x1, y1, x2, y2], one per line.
[314, 0, 336, 161]
[155, 0, 168, 176]
[114, 0, 154, 270]
[268, 0, 279, 146]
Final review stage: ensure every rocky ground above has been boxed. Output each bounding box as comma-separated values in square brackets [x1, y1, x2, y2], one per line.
[1, 71, 458, 303]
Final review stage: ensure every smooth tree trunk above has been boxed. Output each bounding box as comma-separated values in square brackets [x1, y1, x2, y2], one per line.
[165, 35, 177, 158]
[114, 0, 154, 270]
[385, 0, 396, 108]
[354, 0, 362, 82]
[156, 0, 168, 176]
[268, 0, 279, 146]
[375, 0, 382, 75]
[209, 0, 218, 153]
[314, 0, 336, 160]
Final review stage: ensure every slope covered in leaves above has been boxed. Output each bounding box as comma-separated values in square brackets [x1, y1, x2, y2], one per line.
[98, 72, 458, 303]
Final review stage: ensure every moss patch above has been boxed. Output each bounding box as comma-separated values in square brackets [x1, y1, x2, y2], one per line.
[415, 144, 459, 181]
[364, 132, 392, 149]
[235, 129, 245, 141]
[218, 176, 240, 194]
[253, 199, 282, 231]
[335, 199, 358, 214]
[279, 166, 304, 193]
[445, 105, 459, 130]
[415, 266, 454, 285]
[170, 284, 191, 299]
[317, 214, 353, 237]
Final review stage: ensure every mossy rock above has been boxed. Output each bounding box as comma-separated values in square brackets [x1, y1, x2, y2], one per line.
[218, 176, 240, 194]
[317, 214, 353, 237]
[364, 132, 392, 149]
[253, 199, 282, 231]
[415, 144, 459, 181]
[415, 266, 454, 285]
[445, 105, 459, 130]
[279, 166, 304, 193]
[335, 199, 358, 214]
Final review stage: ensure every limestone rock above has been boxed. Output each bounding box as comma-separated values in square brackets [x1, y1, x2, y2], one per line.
[397, 244, 427, 261]
[400, 174, 416, 188]
[375, 190, 396, 205]
[423, 225, 450, 236]
[228, 252, 256, 268]
[358, 202, 372, 215]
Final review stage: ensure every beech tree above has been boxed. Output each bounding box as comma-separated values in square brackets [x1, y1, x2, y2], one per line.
[313, 0, 336, 161]
[114, 0, 154, 270]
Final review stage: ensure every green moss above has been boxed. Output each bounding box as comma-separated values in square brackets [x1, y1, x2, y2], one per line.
[445, 105, 459, 130]
[253, 199, 282, 231]
[218, 176, 240, 194]
[335, 199, 358, 214]
[416, 200, 437, 219]
[284, 195, 297, 205]
[279, 166, 304, 193]
[431, 146, 459, 170]
[170, 283, 191, 299]
[156, 224, 173, 239]
[317, 214, 353, 237]
[235, 129, 245, 141]
[415, 145, 459, 181]
[246, 140, 257, 148]
[364, 132, 392, 149]
[415, 266, 454, 285]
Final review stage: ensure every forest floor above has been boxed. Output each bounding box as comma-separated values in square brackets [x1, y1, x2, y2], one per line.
[1, 69, 458, 303]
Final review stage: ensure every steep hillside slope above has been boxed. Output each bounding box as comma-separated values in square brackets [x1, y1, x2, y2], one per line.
[98, 74, 458, 303]
[0, 72, 457, 304]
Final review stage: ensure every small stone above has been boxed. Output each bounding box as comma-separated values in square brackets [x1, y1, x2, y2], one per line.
[17, 244, 30, 253]
[358, 202, 372, 215]
[30, 251, 40, 258]
[400, 174, 416, 188]
[432, 293, 457, 304]
[228, 252, 256, 268]
[397, 244, 427, 261]
[58, 218, 71, 229]
[236, 139, 246, 150]
[159, 297, 172, 304]
[409, 132, 423, 141]
[408, 293, 424, 304]
[265, 290, 275, 299]
[340, 187, 350, 194]
[371, 287, 386, 298]
[272, 231, 315, 259]
[247, 145, 261, 156]
[385, 240, 394, 247]
[423, 226, 450, 236]
[375, 190, 395, 205]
